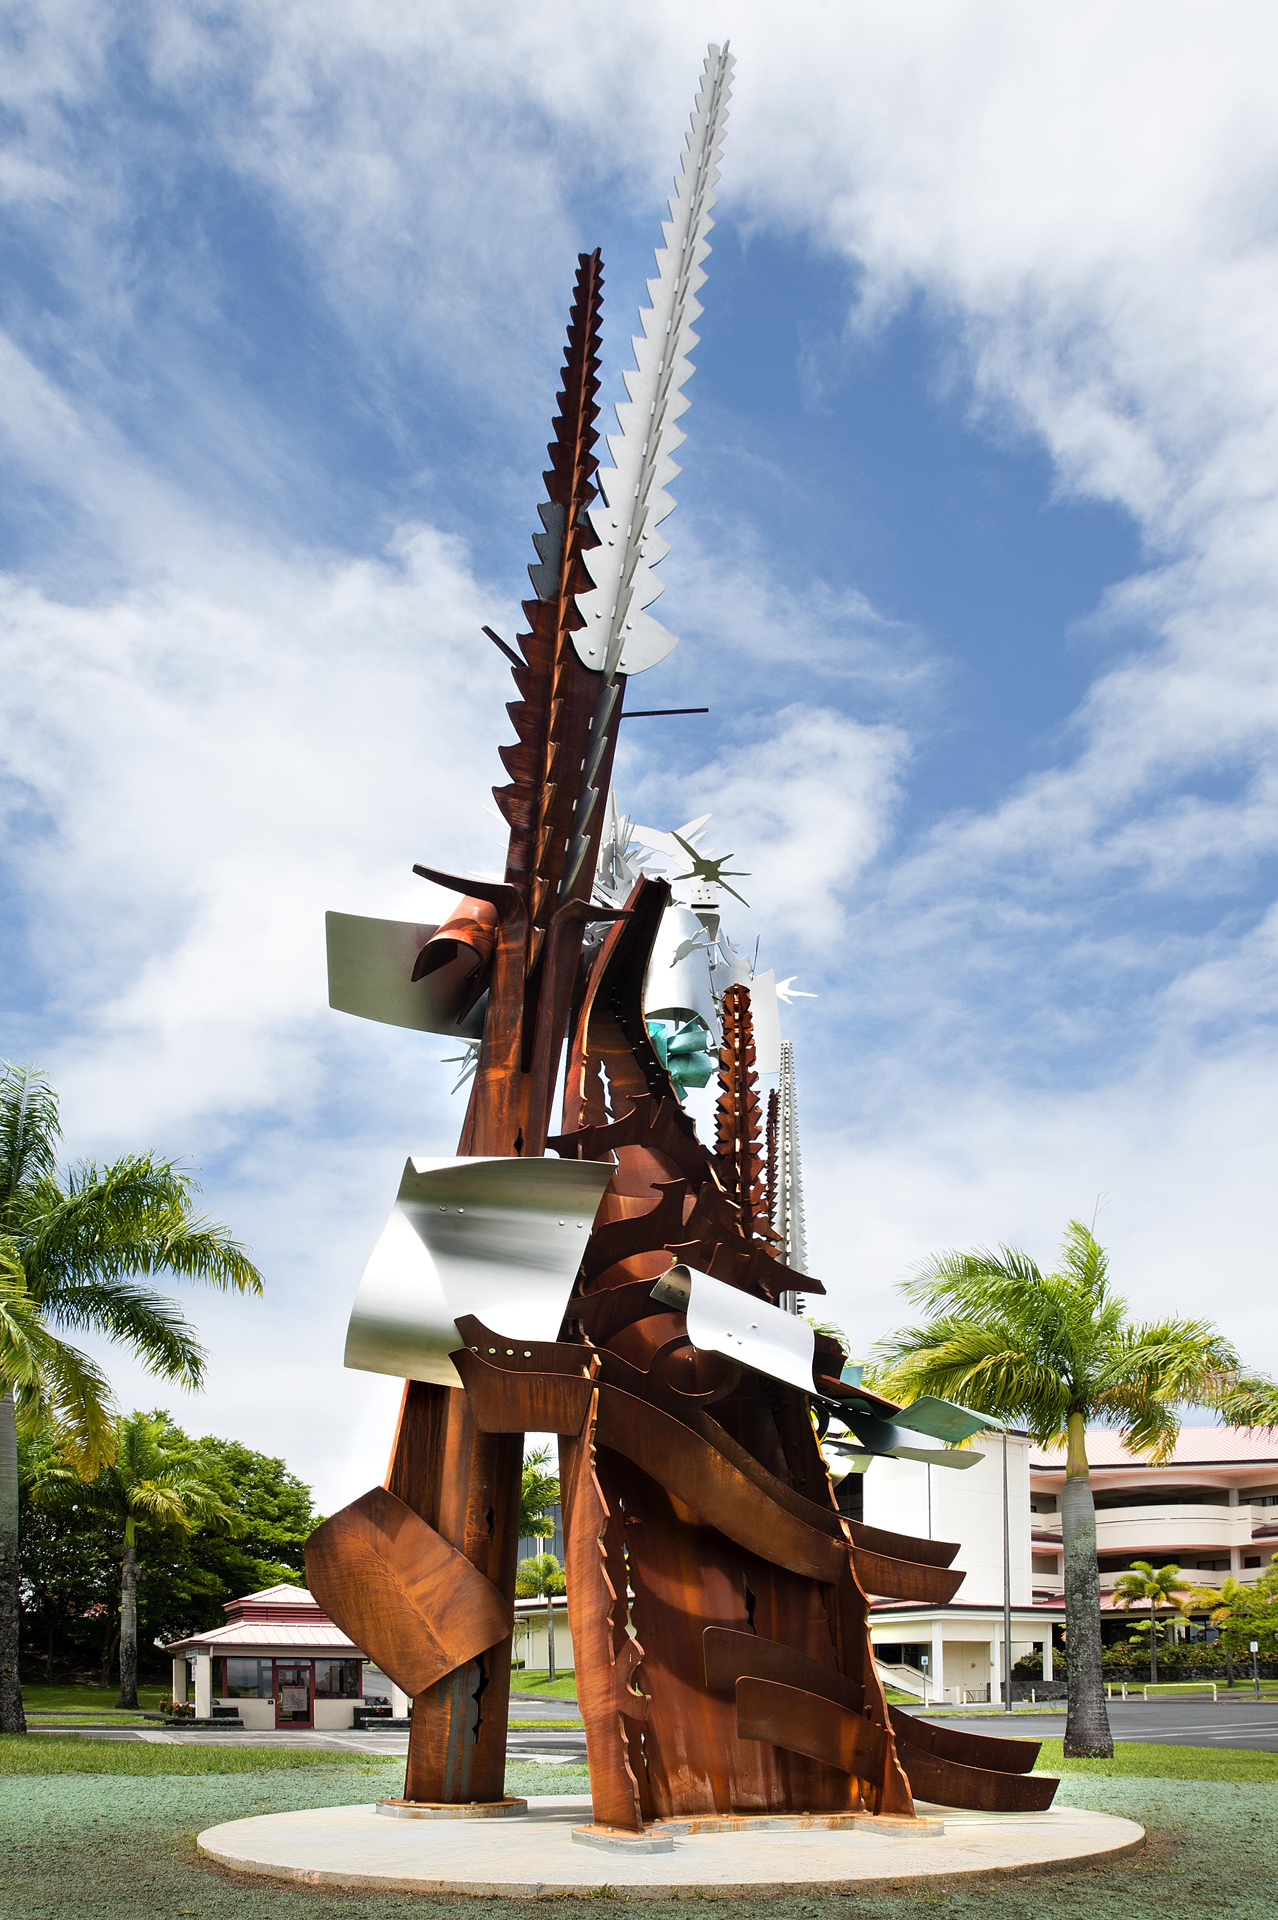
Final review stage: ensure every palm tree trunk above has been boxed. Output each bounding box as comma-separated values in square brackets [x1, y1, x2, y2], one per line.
[0, 1388, 26, 1733]
[546, 1590, 556, 1684]
[1061, 1413, 1113, 1758]
[116, 1522, 139, 1710]
[1149, 1600, 1158, 1685]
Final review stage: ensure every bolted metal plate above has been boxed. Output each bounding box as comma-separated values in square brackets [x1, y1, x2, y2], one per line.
[344, 1155, 614, 1387]
[681, 1263, 816, 1395]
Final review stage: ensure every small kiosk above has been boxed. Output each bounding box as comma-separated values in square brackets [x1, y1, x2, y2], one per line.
[166, 1583, 408, 1730]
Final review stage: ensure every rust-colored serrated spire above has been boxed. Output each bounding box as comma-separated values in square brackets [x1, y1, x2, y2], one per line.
[492, 251, 607, 941]
[715, 982, 770, 1242]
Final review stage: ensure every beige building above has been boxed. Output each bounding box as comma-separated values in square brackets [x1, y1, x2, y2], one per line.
[857, 1432, 1062, 1704]
[1028, 1425, 1278, 1616]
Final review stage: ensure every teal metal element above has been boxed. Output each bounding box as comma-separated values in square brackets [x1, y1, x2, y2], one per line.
[647, 1018, 717, 1097]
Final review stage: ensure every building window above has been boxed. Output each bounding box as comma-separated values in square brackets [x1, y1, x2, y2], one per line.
[1031, 1554, 1059, 1574]
[1244, 1556, 1261, 1569]
[1030, 1498, 1057, 1514]
[215, 1657, 274, 1698]
[314, 1659, 363, 1699]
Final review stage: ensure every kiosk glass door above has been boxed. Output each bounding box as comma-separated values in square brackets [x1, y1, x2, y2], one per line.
[273, 1661, 313, 1727]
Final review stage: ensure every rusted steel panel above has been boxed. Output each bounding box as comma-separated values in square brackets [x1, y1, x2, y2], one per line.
[850, 1546, 965, 1604]
[594, 1383, 847, 1583]
[895, 1746, 1059, 1813]
[889, 1705, 1041, 1777]
[703, 1624, 859, 1710]
[453, 1348, 595, 1434]
[305, 1487, 511, 1698]
[735, 1676, 886, 1781]
[452, 1315, 597, 1377]
[846, 1518, 960, 1570]
[599, 1449, 852, 1818]
[559, 1390, 648, 1830]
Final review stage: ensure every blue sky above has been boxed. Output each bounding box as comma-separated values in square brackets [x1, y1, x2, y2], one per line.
[3, 3, 1278, 1503]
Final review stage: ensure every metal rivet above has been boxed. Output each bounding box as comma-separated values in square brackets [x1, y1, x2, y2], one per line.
[524, 1351, 532, 1358]
[488, 1348, 497, 1355]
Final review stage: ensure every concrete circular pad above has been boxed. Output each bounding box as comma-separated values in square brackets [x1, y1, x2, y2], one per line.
[199, 1792, 1144, 1897]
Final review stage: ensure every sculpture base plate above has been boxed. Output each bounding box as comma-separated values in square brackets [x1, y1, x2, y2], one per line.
[199, 1793, 1144, 1896]
[377, 1797, 527, 1820]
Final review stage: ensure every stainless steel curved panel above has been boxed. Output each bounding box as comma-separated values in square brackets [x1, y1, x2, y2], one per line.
[681, 1263, 817, 1395]
[344, 1155, 615, 1388]
[326, 911, 487, 1039]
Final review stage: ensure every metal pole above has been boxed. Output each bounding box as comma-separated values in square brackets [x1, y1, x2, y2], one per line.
[1252, 1640, 1260, 1700]
[1002, 1428, 1013, 1713]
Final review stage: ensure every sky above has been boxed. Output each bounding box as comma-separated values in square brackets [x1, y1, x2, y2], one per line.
[4, 1, 1278, 1510]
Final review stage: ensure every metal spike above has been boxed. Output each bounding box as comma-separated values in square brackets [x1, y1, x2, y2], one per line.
[774, 1040, 808, 1307]
[561, 44, 732, 899]
[572, 42, 732, 679]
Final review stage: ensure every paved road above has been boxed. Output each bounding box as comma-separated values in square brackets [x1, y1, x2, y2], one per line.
[32, 1700, 1278, 1760]
[906, 1701, 1278, 1752]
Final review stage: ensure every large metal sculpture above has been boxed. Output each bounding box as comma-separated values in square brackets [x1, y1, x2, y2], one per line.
[307, 44, 1058, 1832]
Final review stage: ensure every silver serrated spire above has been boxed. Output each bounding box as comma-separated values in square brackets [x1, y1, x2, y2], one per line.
[774, 1040, 808, 1310]
[560, 43, 733, 899]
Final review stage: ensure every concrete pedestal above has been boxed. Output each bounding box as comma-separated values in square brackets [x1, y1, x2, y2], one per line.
[198, 1792, 1144, 1897]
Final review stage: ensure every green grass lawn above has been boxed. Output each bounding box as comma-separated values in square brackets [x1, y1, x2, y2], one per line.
[21, 1683, 167, 1714]
[1034, 1738, 1278, 1782]
[0, 1737, 399, 1776]
[507, 1668, 580, 1699]
[0, 1765, 1270, 1920]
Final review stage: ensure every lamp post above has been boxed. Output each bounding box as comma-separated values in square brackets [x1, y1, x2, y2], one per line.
[1252, 1639, 1261, 1700]
[1002, 1426, 1013, 1714]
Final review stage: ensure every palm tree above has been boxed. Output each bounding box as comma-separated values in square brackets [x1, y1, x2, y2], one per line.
[0, 1064, 262, 1732]
[33, 1410, 242, 1708]
[515, 1552, 565, 1683]
[1186, 1574, 1250, 1687]
[1112, 1560, 1189, 1683]
[520, 1444, 560, 1542]
[874, 1220, 1259, 1759]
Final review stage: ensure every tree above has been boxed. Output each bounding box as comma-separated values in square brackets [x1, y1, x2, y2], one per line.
[515, 1552, 565, 1682]
[520, 1445, 559, 1541]
[874, 1220, 1260, 1758]
[19, 1422, 318, 1679]
[1112, 1561, 1189, 1683]
[1185, 1573, 1249, 1686]
[32, 1410, 242, 1707]
[0, 1064, 263, 1731]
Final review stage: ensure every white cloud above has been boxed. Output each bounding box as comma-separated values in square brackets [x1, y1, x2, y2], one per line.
[8, 2, 1278, 1500]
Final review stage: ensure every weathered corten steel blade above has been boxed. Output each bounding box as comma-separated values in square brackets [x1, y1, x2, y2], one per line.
[700, 1625, 1049, 1822]
[560, 1387, 651, 1832]
[305, 1488, 511, 1697]
[735, 1676, 886, 1781]
[892, 1742, 1059, 1813]
[846, 1518, 960, 1570]
[452, 1315, 599, 1378]
[451, 1349, 595, 1435]
[848, 1544, 965, 1605]
[888, 1705, 1041, 1778]
[594, 1383, 847, 1583]
[704, 1624, 861, 1708]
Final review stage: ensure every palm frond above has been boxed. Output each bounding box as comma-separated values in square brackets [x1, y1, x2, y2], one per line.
[34, 1275, 206, 1388]
[1210, 1372, 1278, 1432]
[22, 1154, 263, 1302]
[0, 1064, 60, 1221]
